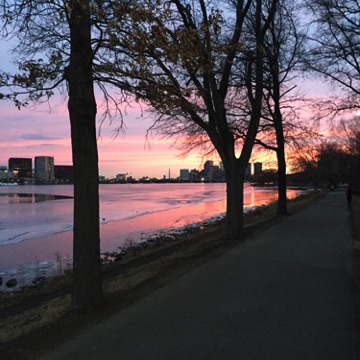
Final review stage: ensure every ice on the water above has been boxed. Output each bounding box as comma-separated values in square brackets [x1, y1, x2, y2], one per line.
[0, 183, 228, 247]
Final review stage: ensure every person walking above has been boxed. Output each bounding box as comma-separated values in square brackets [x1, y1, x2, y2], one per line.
[346, 185, 352, 206]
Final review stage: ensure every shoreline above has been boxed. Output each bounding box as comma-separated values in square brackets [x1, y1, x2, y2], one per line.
[0, 188, 309, 291]
[0, 199, 228, 268]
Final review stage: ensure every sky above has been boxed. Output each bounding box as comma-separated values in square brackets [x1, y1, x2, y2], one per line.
[0, 37, 209, 178]
[0, 98, 208, 178]
[0, 34, 335, 179]
[0, 74, 333, 179]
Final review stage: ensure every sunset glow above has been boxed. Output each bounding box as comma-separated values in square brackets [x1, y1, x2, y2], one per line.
[0, 43, 337, 179]
[0, 99, 206, 178]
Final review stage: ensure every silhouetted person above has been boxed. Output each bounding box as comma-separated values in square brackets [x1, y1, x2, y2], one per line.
[346, 186, 352, 206]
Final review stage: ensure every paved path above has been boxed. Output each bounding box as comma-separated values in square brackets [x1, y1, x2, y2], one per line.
[38, 191, 358, 359]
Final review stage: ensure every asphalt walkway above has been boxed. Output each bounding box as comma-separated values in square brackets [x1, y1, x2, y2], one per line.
[38, 190, 358, 359]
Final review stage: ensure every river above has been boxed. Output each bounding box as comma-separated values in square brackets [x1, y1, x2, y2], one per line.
[0, 183, 306, 290]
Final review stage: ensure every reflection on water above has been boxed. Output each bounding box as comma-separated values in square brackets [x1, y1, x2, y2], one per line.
[0, 193, 73, 204]
[0, 184, 310, 275]
[245, 188, 299, 208]
[0, 184, 312, 292]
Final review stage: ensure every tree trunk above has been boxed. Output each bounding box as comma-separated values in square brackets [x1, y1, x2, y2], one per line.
[276, 146, 287, 215]
[221, 0, 267, 240]
[67, 0, 103, 310]
[224, 161, 245, 240]
[273, 85, 288, 215]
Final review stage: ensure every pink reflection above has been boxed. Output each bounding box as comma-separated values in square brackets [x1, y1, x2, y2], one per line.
[0, 188, 304, 270]
[245, 188, 299, 208]
[0, 232, 73, 269]
[100, 199, 227, 253]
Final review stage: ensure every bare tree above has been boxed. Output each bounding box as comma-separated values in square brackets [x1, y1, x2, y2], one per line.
[290, 150, 320, 188]
[98, 0, 278, 240]
[245, 0, 305, 214]
[339, 118, 360, 155]
[231, 0, 315, 214]
[338, 118, 360, 185]
[304, 0, 360, 118]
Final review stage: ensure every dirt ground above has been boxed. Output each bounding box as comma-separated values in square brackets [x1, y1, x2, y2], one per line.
[1, 189, 358, 360]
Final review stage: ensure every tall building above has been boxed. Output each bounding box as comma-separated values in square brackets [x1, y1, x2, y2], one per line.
[35, 156, 54, 182]
[8, 158, 32, 178]
[179, 169, 190, 181]
[254, 162, 263, 175]
[204, 160, 214, 174]
[189, 169, 200, 182]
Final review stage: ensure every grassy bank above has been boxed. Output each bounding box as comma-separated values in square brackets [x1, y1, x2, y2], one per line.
[0, 190, 334, 359]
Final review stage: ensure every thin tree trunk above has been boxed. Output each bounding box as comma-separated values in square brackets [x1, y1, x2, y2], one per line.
[276, 146, 288, 215]
[224, 162, 244, 240]
[67, 0, 103, 310]
[273, 84, 288, 215]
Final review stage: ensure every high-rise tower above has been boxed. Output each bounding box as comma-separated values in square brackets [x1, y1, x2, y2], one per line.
[35, 156, 55, 182]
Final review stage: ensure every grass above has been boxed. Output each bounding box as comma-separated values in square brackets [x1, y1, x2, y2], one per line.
[0, 189, 331, 358]
[0, 296, 71, 344]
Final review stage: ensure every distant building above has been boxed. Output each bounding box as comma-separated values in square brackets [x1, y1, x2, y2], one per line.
[211, 165, 226, 182]
[203, 160, 214, 181]
[189, 169, 201, 182]
[203, 160, 225, 182]
[0, 166, 14, 180]
[116, 173, 128, 182]
[179, 169, 190, 181]
[8, 158, 32, 179]
[54, 165, 74, 183]
[254, 162, 263, 175]
[35, 156, 54, 182]
[204, 160, 214, 175]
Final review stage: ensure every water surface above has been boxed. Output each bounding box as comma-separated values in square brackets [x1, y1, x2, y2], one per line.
[0, 183, 306, 290]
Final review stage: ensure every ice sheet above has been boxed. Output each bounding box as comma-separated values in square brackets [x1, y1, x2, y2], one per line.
[0, 183, 228, 246]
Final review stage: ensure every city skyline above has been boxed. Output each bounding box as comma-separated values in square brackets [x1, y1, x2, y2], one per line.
[1, 98, 275, 179]
[0, 40, 334, 179]
[0, 34, 205, 178]
[0, 98, 207, 178]
[1, 35, 341, 180]
[2, 152, 264, 181]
